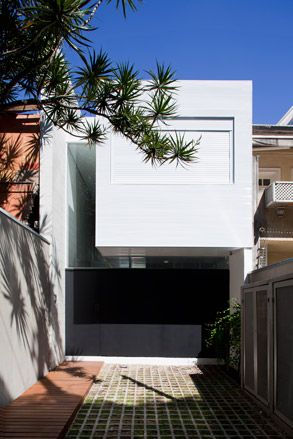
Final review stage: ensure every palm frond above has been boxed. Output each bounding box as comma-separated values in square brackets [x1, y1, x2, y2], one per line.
[107, 0, 142, 17]
[112, 63, 141, 109]
[146, 63, 177, 95]
[166, 132, 200, 167]
[78, 119, 107, 145]
[75, 50, 112, 91]
[145, 93, 177, 122]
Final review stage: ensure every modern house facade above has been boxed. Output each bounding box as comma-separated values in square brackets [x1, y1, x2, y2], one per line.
[10, 79, 293, 405]
[40, 80, 253, 358]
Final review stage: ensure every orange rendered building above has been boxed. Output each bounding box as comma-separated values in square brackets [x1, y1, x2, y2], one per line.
[0, 112, 40, 229]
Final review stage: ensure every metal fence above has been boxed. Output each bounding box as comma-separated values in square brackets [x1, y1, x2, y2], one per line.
[242, 263, 293, 433]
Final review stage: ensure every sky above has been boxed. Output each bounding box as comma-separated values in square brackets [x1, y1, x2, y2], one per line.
[66, 0, 293, 124]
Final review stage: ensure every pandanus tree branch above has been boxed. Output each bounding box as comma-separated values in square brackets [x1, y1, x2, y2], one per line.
[0, 0, 199, 166]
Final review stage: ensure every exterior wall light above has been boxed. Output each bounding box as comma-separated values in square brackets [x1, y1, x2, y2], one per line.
[276, 207, 285, 217]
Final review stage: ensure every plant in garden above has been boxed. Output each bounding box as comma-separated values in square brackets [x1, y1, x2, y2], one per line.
[0, 0, 200, 166]
[207, 301, 241, 372]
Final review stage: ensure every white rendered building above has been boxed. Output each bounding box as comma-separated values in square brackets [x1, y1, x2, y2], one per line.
[40, 81, 253, 358]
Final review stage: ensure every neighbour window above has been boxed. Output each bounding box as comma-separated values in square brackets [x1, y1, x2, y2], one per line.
[258, 168, 281, 187]
[257, 168, 281, 202]
[258, 178, 271, 187]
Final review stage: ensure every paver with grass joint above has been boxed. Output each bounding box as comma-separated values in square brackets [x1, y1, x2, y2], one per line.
[66, 364, 290, 439]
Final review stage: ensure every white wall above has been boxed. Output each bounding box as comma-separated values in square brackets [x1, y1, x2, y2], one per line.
[39, 123, 67, 358]
[0, 210, 62, 406]
[95, 81, 252, 256]
[229, 248, 253, 302]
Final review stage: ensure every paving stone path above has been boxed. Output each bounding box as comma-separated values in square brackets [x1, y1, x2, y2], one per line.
[66, 364, 289, 439]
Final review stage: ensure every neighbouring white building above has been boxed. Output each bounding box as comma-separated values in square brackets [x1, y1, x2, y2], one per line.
[40, 80, 253, 358]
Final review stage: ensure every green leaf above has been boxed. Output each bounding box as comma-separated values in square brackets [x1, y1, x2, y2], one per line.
[107, 0, 142, 17]
[79, 119, 107, 145]
[112, 63, 141, 108]
[75, 50, 112, 94]
[146, 62, 177, 95]
[146, 93, 177, 121]
[167, 132, 200, 166]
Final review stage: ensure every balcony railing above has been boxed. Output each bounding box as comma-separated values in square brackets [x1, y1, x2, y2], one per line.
[265, 181, 293, 207]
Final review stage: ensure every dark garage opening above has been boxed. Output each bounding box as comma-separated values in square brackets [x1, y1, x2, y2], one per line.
[66, 268, 229, 357]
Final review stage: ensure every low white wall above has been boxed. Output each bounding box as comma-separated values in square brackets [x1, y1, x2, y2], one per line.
[0, 210, 63, 406]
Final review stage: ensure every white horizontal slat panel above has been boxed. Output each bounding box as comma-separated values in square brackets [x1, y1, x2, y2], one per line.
[111, 119, 233, 185]
[95, 82, 253, 251]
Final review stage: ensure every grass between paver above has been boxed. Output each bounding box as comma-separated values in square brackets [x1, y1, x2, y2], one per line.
[66, 364, 289, 439]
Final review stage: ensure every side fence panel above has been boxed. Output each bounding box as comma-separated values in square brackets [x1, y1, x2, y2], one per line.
[274, 280, 293, 429]
[243, 290, 255, 393]
[256, 289, 269, 402]
[242, 267, 293, 434]
[242, 286, 269, 406]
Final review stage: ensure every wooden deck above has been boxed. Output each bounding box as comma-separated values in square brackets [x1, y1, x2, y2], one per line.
[1, 361, 103, 439]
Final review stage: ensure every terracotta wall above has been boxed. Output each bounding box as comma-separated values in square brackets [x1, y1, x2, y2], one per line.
[0, 113, 40, 227]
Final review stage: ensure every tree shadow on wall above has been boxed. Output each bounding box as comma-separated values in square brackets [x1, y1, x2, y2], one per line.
[0, 212, 63, 398]
[0, 117, 52, 230]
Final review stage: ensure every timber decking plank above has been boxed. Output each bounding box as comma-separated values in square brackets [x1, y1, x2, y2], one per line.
[1, 361, 103, 439]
